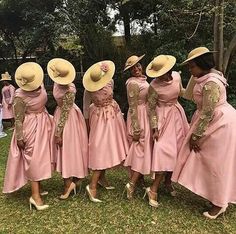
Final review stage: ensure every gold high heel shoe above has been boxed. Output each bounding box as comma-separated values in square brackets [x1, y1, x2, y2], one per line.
[98, 180, 115, 190]
[29, 197, 49, 211]
[86, 185, 102, 203]
[123, 182, 134, 200]
[203, 206, 228, 219]
[60, 182, 76, 200]
[143, 187, 159, 208]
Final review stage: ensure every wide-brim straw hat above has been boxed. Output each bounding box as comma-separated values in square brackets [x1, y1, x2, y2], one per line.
[124, 54, 145, 71]
[182, 47, 216, 65]
[15, 62, 44, 91]
[47, 58, 76, 85]
[83, 60, 115, 92]
[146, 55, 176, 78]
[0, 72, 11, 81]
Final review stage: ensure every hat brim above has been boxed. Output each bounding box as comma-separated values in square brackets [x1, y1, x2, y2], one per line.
[181, 51, 217, 65]
[0, 78, 11, 81]
[83, 60, 115, 92]
[15, 62, 43, 91]
[146, 56, 176, 78]
[47, 58, 76, 85]
[124, 54, 145, 71]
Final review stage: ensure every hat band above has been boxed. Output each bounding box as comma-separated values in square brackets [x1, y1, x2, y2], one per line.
[91, 70, 105, 82]
[19, 78, 28, 86]
[50, 65, 69, 78]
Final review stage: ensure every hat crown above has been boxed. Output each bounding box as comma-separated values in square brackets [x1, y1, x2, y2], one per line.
[188, 47, 209, 59]
[125, 55, 139, 67]
[51, 61, 69, 78]
[16, 65, 35, 86]
[1, 72, 11, 80]
[151, 55, 171, 71]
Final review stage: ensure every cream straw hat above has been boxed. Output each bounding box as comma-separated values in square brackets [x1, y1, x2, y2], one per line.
[47, 58, 76, 85]
[15, 62, 44, 91]
[124, 54, 145, 71]
[146, 55, 176, 78]
[182, 47, 216, 65]
[83, 60, 115, 92]
[0, 72, 11, 81]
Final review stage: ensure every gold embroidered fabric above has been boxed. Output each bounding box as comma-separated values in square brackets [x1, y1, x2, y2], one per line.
[55, 92, 75, 137]
[193, 81, 220, 138]
[147, 85, 158, 129]
[13, 97, 26, 141]
[127, 83, 141, 134]
[179, 82, 186, 97]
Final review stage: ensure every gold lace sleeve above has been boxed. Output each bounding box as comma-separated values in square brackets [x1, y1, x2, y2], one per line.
[55, 92, 75, 137]
[179, 82, 186, 97]
[192, 81, 220, 138]
[127, 83, 141, 134]
[147, 85, 158, 129]
[13, 97, 26, 141]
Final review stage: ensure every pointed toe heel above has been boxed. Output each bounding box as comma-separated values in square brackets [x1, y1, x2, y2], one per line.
[60, 182, 76, 200]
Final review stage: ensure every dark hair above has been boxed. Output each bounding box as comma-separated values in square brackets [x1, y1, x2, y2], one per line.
[167, 69, 173, 75]
[193, 53, 215, 70]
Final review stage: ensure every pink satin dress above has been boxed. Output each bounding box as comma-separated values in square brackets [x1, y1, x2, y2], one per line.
[1, 84, 15, 119]
[151, 72, 189, 172]
[124, 76, 152, 175]
[172, 73, 236, 207]
[3, 86, 52, 193]
[51, 83, 88, 178]
[83, 80, 128, 170]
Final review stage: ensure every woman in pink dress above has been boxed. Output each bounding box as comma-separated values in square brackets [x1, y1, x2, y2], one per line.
[47, 58, 88, 199]
[123, 55, 152, 199]
[143, 55, 189, 207]
[172, 47, 236, 219]
[0, 72, 15, 128]
[3, 62, 52, 210]
[83, 60, 128, 202]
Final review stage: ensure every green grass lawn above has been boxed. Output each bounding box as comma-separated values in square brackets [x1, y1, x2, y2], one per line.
[0, 131, 236, 233]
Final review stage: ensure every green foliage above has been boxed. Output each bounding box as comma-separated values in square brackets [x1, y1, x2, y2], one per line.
[0, 0, 64, 72]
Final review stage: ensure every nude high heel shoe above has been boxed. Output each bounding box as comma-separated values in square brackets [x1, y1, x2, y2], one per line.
[60, 182, 76, 200]
[86, 185, 102, 203]
[143, 187, 159, 208]
[203, 206, 228, 219]
[29, 197, 49, 211]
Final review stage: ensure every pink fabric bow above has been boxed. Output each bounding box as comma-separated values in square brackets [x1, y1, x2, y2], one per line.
[100, 63, 109, 72]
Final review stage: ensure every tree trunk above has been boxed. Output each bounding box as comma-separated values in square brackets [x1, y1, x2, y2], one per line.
[213, 0, 224, 72]
[223, 33, 236, 76]
[119, 5, 131, 45]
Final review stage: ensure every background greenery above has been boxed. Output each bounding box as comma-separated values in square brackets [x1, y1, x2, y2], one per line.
[0, 0, 235, 117]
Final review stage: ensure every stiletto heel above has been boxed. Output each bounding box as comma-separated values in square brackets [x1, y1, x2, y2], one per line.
[60, 182, 76, 200]
[203, 206, 228, 219]
[124, 182, 134, 200]
[29, 197, 49, 211]
[143, 187, 159, 208]
[86, 185, 102, 203]
[143, 190, 147, 199]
